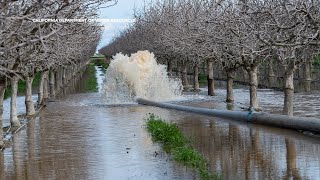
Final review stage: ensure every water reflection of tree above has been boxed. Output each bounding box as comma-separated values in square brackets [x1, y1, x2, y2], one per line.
[177, 115, 318, 179]
[5, 108, 94, 179]
[0, 151, 4, 179]
[284, 139, 302, 180]
[26, 117, 40, 178]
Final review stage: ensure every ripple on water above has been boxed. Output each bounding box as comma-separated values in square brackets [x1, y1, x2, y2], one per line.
[1, 86, 320, 179]
[1, 93, 196, 179]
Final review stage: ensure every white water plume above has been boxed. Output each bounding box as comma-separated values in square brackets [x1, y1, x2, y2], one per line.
[102, 50, 183, 103]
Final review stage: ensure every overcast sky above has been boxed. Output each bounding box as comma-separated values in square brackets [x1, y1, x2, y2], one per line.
[96, 0, 152, 51]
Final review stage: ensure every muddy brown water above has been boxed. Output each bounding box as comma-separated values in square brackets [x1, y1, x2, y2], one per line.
[1, 66, 320, 179]
[0, 93, 196, 179]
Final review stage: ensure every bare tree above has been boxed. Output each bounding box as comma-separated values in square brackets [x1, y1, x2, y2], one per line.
[100, 0, 320, 115]
[0, 0, 114, 145]
[243, 0, 320, 115]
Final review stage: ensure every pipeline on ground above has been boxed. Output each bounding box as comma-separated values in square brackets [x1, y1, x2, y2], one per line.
[136, 98, 320, 134]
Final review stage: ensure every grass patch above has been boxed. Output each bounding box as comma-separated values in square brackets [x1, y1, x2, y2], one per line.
[83, 63, 98, 92]
[199, 74, 207, 86]
[145, 114, 220, 180]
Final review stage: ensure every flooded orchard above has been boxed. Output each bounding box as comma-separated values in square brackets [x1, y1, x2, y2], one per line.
[1, 56, 320, 180]
[0, 94, 195, 179]
[0, 63, 195, 179]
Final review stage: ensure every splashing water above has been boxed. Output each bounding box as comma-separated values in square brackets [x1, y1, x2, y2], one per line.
[102, 50, 183, 103]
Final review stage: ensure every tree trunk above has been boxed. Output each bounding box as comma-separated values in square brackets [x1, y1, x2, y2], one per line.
[78, 63, 81, 73]
[74, 65, 76, 75]
[226, 69, 235, 103]
[242, 67, 248, 83]
[49, 71, 55, 97]
[65, 66, 70, 82]
[60, 68, 63, 88]
[181, 62, 189, 87]
[10, 76, 20, 127]
[303, 62, 312, 92]
[283, 65, 295, 116]
[57, 69, 61, 89]
[74, 65, 77, 76]
[303, 80, 311, 92]
[63, 67, 67, 85]
[71, 66, 74, 77]
[167, 61, 172, 77]
[55, 71, 60, 91]
[268, 63, 276, 86]
[310, 62, 314, 80]
[207, 60, 215, 96]
[295, 67, 300, 79]
[201, 62, 206, 75]
[70, 66, 73, 79]
[38, 72, 44, 108]
[65, 66, 69, 81]
[193, 64, 199, 91]
[248, 65, 259, 110]
[25, 76, 35, 116]
[43, 71, 49, 101]
[176, 65, 181, 79]
[0, 78, 5, 147]
[38, 71, 48, 107]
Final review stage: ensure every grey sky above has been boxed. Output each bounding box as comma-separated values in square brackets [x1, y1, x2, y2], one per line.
[96, 0, 152, 51]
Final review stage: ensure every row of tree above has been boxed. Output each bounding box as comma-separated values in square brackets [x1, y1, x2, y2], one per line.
[0, 0, 116, 148]
[100, 0, 320, 116]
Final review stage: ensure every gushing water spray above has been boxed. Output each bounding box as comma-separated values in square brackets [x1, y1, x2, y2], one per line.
[103, 50, 182, 103]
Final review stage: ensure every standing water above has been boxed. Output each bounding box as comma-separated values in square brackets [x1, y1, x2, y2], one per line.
[1, 53, 320, 179]
[103, 51, 182, 103]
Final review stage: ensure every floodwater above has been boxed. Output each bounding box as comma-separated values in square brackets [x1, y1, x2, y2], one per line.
[0, 93, 195, 179]
[1, 66, 320, 179]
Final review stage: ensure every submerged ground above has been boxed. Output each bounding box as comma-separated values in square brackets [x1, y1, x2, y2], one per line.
[1, 65, 320, 179]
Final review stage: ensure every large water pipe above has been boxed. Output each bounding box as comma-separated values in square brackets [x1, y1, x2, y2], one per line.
[137, 98, 320, 134]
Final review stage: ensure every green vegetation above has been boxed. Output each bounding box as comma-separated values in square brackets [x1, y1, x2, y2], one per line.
[313, 55, 320, 66]
[4, 72, 41, 99]
[93, 59, 108, 70]
[226, 103, 234, 110]
[145, 114, 220, 180]
[198, 74, 207, 85]
[4, 88, 11, 100]
[82, 54, 108, 93]
[83, 63, 99, 92]
[90, 55, 108, 73]
[18, 72, 41, 93]
[82, 57, 108, 93]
